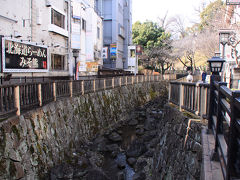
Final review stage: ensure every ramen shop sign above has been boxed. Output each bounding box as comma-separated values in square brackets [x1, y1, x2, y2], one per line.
[2, 39, 48, 72]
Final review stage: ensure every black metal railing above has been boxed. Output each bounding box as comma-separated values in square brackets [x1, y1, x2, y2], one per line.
[19, 83, 39, 112]
[127, 76, 132, 85]
[105, 78, 113, 89]
[56, 81, 70, 98]
[169, 81, 210, 118]
[0, 85, 17, 119]
[114, 77, 120, 87]
[84, 80, 94, 93]
[169, 79, 240, 180]
[0, 75, 162, 119]
[95, 78, 104, 91]
[41, 82, 54, 105]
[169, 82, 181, 106]
[208, 80, 240, 180]
[121, 76, 126, 86]
[182, 82, 197, 113]
[72, 80, 83, 95]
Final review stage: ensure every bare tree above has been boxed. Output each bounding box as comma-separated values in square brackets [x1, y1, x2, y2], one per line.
[172, 35, 197, 70]
[145, 41, 175, 75]
[195, 30, 218, 59]
[167, 16, 186, 38]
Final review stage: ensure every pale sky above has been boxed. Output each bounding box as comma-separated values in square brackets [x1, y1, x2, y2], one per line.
[132, 0, 209, 27]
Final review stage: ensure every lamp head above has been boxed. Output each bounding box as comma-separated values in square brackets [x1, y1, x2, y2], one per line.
[207, 56, 225, 75]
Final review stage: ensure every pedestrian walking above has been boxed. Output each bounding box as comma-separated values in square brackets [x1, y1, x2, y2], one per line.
[186, 72, 193, 82]
[202, 71, 206, 82]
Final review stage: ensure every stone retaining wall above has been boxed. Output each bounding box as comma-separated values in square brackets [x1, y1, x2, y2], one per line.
[152, 105, 202, 179]
[0, 82, 167, 179]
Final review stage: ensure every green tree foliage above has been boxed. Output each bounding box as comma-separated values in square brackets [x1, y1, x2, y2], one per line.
[132, 21, 171, 49]
[132, 21, 173, 74]
[199, 0, 224, 30]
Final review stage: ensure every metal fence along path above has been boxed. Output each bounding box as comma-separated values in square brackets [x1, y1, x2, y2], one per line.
[169, 80, 240, 180]
[0, 75, 163, 120]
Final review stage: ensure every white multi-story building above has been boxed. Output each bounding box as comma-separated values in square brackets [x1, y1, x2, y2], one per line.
[95, 0, 132, 71]
[71, 0, 103, 76]
[0, 0, 103, 79]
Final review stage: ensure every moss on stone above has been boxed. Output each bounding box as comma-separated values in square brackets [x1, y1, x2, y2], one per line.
[0, 159, 7, 176]
[9, 161, 16, 177]
[36, 143, 42, 155]
[182, 111, 199, 119]
[54, 129, 58, 139]
[30, 119, 35, 129]
[11, 125, 20, 141]
[149, 88, 157, 99]
[68, 141, 74, 149]
[49, 151, 53, 160]
[63, 115, 68, 122]
[43, 145, 47, 154]
[64, 151, 73, 164]
[74, 108, 79, 115]
[30, 145, 34, 154]
[44, 125, 47, 134]
[0, 127, 6, 156]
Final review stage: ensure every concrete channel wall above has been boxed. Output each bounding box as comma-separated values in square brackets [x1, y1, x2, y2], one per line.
[0, 82, 168, 179]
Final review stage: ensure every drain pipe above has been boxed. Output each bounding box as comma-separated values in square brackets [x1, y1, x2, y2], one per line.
[184, 119, 201, 148]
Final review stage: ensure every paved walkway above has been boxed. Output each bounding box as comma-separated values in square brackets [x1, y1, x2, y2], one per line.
[201, 127, 224, 180]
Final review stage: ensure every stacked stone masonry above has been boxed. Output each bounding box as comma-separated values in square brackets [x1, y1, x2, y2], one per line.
[0, 81, 202, 179]
[0, 82, 167, 179]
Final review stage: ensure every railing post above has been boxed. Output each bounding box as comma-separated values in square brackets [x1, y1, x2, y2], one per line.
[179, 83, 184, 111]
[201, 85, 209, 118]
[199, 85, 204, 118]
[227, 91, 240, 179]
[112, 77, 114, 88]
[14, 86, 20, 116]
[38, 83, 42, 106]
[69, 81, 73, 97]
[119, 77, 122, 87]
[136, 76, 138, 84]
[208, 75, 217, 130]
[194, 83, 199, 115]
[132, 76, 134, 85]
[82, 80, 85, 95]
[53, 82, 56, 101]
[196, 84, 201, 115]
[212, 82, 227, 160]
[104, 79, 106, 90]
[168, 82, 172, 102]
[125, 76, 127, 86]
[93, 79, 96, 92]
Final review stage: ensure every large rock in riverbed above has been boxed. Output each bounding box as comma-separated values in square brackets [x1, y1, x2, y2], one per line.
[108, 132, 122, 142]
[126, 139, 147, 158]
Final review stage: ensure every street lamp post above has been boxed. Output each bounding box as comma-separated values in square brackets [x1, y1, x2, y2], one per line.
[207, 55, 225, 76]
[219, 31, 231, 59]
[207, 55, 225, 130]
[72, 49, 79, 80]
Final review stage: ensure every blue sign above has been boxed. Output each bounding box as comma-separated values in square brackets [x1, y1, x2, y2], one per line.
[110, 44, 116, 59]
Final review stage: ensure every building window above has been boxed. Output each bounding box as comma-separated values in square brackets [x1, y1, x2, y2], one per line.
[82, 18, 86, 31]
[97, 27, 100, 39]
[51, 54, 65, 70]
[51, 9, 65, 28]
